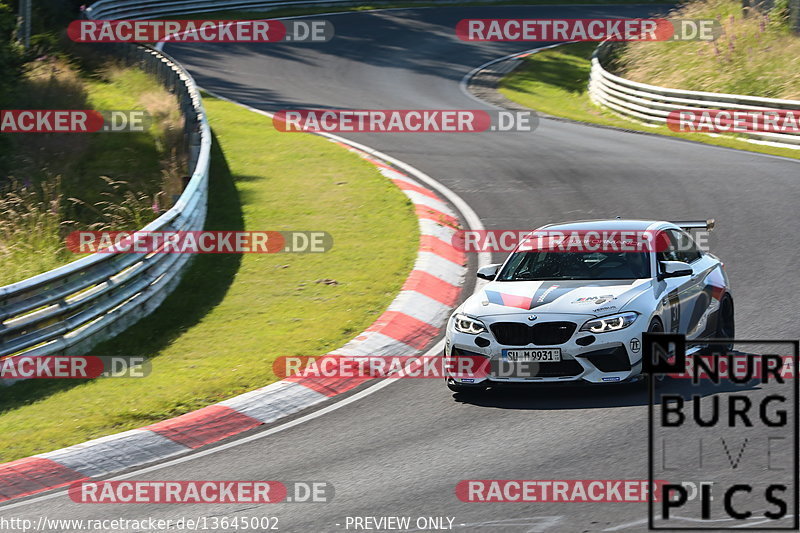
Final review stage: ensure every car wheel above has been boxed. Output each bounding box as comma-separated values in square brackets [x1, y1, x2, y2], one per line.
[648, 318, 664, 334]
[446, 378, 487, 394]
[710, 295, 735, 353]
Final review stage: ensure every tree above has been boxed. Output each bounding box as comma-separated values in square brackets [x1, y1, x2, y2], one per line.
[0, 2, 22, 101]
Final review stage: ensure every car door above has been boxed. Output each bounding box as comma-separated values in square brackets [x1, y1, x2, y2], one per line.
[657, 230, 704, 335]
[672, 229, 718, 339]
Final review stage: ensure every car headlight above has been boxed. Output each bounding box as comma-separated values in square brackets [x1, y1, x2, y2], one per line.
[580, 312, 638, 333]
[453, 314, 486, 335]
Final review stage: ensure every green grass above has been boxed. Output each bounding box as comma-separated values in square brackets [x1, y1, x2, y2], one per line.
[0, 94, 418, 462]
[3, 60, 179, 207]
[75, 68, 179, 206]
[498, 42, 800, 160]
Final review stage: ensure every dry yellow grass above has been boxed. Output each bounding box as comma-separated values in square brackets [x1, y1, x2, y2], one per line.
[0, 58, 186, 286]
[616, 0, 800, 99]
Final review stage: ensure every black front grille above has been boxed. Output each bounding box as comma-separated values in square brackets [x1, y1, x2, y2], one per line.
[490, 321, 576, 346]
[490, 323, 530, 345]
[531, 322, 577, 345]
[530, 359, 584, 377]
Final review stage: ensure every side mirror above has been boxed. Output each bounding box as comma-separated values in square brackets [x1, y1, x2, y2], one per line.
[659, 261, 693, 279]
[476, 263, 502, 281]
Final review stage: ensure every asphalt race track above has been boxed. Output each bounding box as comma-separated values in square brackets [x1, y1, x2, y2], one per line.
[4, 4, 800, 532]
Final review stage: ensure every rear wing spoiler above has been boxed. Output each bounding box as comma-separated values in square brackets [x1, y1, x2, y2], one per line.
[672, 219, 715, 231]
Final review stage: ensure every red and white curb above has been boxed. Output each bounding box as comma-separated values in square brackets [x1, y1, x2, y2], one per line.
[0, 143, 468, 504]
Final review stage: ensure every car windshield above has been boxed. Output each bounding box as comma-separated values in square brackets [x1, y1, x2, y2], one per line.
[496, 251, 651, 281]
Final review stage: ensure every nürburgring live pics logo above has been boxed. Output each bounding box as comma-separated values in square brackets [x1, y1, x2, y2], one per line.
[644, 333, 799, 530]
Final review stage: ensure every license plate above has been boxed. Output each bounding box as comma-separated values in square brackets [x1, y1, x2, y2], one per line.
[502, 348, 561, 362]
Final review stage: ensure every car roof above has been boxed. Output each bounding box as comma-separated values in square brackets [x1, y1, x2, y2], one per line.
[537, 219, 674, 232]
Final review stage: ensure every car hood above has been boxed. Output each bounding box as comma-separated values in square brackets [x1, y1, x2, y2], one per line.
[462, 279, 653, 318]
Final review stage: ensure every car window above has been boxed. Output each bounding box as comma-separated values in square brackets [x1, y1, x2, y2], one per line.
[656, 231, 682, 263]
[657, 229, 702, 268]
[496, 251, 651, 281]
[671, 230, 702, 263]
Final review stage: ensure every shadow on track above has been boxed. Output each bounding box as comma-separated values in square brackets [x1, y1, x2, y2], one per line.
[451, 365, 763, 411]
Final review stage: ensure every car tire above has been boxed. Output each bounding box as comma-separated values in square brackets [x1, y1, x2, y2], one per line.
[648, 317, 664, 334]
[446, 378, 487, 394]
[710, 294, 735, 353]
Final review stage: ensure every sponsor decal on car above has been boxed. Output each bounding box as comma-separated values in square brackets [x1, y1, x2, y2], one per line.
[593, 306, 617, 313]
[573, 295, 615, 305]
[629, 338, 641, 353]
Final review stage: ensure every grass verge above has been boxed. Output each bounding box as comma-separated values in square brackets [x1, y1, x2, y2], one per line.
[0, 94, 418, 462]
[614, 0, 800, 100]
[0, 59, 184, 286]
[498, 41, 800, 160]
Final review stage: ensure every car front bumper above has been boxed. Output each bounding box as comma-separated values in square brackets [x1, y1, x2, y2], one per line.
[444, 312, 648, 385]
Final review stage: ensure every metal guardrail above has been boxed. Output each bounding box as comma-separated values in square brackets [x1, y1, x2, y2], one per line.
[3, 0, 368, 382]
[588, 41, 800, 149]
[0, 44, 211, 380]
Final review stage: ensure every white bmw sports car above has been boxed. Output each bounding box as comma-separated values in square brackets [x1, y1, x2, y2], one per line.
[444, 219, 734, 392]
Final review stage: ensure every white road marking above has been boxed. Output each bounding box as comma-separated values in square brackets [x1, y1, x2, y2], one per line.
[2, 342, 439, 510]
[602, 518, 648, 531]
[732, 515, 796, 528]
[458, 42, 576, 109]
